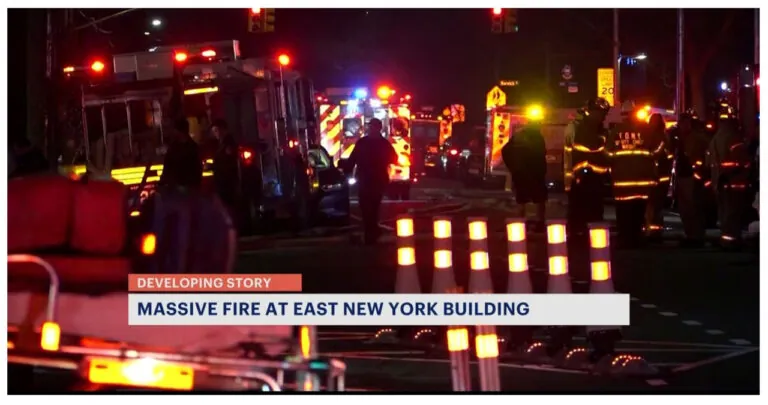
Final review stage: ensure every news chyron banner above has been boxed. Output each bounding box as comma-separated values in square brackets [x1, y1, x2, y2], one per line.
[128, 274, 629, 326]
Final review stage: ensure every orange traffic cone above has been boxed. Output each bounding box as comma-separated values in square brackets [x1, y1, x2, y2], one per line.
[432, 217, 457, 293]
[586, 222, 622, 361]
[395, 215, 421, 294]
[545, 220, 571, 294]
[506, 219, 532, 294]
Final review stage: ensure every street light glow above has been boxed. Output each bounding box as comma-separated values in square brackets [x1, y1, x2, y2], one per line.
[634, 53, 647, 60]
[151, 19, 162, 27]
[720, 82, 728, 91]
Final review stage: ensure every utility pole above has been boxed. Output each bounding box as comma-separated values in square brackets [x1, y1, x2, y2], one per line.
[613, 9, 620, 107]
[676, 9, 685, 116]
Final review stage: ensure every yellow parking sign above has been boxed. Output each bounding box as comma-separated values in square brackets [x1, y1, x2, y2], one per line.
[597, 68, 615, 106]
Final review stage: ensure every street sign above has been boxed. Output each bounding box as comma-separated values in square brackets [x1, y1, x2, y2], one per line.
[597, 68, 615, 106]
[486, 86, 507, 110]
[500, 80, 519, 87]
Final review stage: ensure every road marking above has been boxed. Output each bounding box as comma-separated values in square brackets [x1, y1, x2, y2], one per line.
[682, 320, 702, 326]
[573, 280, 588, 285]
[640, 304, 657, 309]
[705, 329, 725, 335]
[728, 339, 752, 345]
[658, 311, 678, 317]
[671, 348, 759, 373]
[630, 297, 640, 302]
[646, 379, 668, 386]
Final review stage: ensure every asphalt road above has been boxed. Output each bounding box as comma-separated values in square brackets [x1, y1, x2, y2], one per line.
[236, 178, 760, 393]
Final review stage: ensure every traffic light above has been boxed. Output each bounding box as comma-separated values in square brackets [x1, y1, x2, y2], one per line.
[504, 9, 518, 33]
[263, 8, 275, 32]
[248, 8, 275, 33]
[491, 8, 503, 34]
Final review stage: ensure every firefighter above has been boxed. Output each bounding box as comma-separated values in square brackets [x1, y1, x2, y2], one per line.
[708, 104, 751, 249]
[503, 113, 547, 228]
[160, 117, 203, 189]
[606, 102, 657, 248]
[644, 113, 670, 241]
[670, 113, 710, 247]
[564, 98, 610, 235]
[346, 118, 398, 245]
[211, 119, 241, 221]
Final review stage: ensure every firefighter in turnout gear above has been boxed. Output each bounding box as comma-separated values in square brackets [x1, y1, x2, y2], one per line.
[670, 112, 710, 247]
[503, 113, 548, 228]
[606, 101, 658, 247]
[564, 98, 610, 235]
[645, 113, 670, 241]
[708, 103, 751, 249]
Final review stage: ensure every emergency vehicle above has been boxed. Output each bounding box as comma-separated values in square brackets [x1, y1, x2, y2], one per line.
[59, 40, 324, 232]
[466, 104, 575, 191]
[410, 110, 441, 177]
[318, 86, 414, 200]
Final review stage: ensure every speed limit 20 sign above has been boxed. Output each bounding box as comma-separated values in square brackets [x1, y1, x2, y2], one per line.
[597, 68, 615, 106]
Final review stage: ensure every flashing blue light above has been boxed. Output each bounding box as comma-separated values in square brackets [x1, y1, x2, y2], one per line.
[354, 88, 368, 99]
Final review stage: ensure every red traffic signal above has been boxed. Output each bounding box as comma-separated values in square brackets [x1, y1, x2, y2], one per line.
[492, 8, 502, 16]
[251, 8, 261, 15]
[278, 53, 290, 66]
[90, 60, 105, 73]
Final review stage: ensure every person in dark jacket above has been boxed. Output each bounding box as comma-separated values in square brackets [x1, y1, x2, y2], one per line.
[346, 118, 398, 244]
[10, 138, 49, 178]
[503, 119, 547, 227]
[160, 118, 203, 189]
[211, 119, 241, 213]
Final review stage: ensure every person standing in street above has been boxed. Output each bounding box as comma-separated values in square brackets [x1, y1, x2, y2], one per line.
[346, 118, 398, 244]
[160, 117, 203, 190]
[210, 119, 241, 219]
[644, 113, 670, 241]
[606, 102, 657, 248]
[708, 105, 751, 249]
[564, 98, 611, 235]
[503, 112, 548, 229]
[670, 113, 710, 247]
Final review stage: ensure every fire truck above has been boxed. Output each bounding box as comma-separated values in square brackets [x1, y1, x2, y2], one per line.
[59, 40, 323, 233]
[318, 86, 414, 200]
[410, 110, 442, 177]
[465, 104, 575, 191]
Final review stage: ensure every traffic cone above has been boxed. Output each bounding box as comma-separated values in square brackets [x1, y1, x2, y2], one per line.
[447, 325, 472, 391]
[432, 217, 457, 293]
[544, 220, 577, 358]
[475, 324, 501, 391]
[395, 215, 421, 294]
[504, 219, 535, 355]
[468, 218, 493, 294]
[586, 222, 622, 363]
[296, 325, 320, 391]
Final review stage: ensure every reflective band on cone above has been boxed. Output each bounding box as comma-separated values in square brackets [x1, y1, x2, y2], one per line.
[546, 220, 572, 294]
[395, 216, 421, 294]
[447, 325, 471, 391]
[468, 218, 493, 294]
[506, 219, 532, 294]
[587, 223, 619, 333]
[432, 217, 457, 293]
[475, 324, 501, 391]
[297, 325, 320, 391]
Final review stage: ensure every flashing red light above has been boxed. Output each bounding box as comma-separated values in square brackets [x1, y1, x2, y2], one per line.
[492, 8, 503, 16]
[251, 8, 261, 14]
[174, 52, 188, 63]
[278, 54, 290, 66]
[449, 149, 458, 156]
[240, 147, 254, 165]
[404, 94, 412, 101]
[90, 61, 105, 73]
[316, 96, 323, 101]
[201, 49, 216, 58]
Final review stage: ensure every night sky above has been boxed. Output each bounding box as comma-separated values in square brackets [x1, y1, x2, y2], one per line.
[21, 8, 762, 125]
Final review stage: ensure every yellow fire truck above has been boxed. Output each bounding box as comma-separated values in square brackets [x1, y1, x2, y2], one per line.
[60, 40, 323, 232]
[318, 86, 414, 200]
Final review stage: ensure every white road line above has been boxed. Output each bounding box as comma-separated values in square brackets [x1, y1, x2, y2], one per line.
[630, 297, 640, 302]
[658, 312, 678, 317]
[671, 348, 759, 373]
[705, 329, 725, 335]
[682, 320, 702, 326]
[646, 379, 668, 386]
[640, 304, 657, 309]
[728, 339, 752, 345]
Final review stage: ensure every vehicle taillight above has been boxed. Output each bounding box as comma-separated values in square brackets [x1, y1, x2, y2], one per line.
[289, 140, 296, 148]
[201, 49, 216, 58]
[174, 52, 188, 63]
[141, 234, 156, 255]
[90, 60, 105, 73]
[240, 147, 254, 165]
[449, 149, 458, 156]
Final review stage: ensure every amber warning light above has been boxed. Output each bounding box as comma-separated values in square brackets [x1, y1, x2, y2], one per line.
[174, 52, 188, 63]
[90, 60, 105, 72]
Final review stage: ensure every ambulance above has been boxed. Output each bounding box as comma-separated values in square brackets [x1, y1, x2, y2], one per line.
[466, 104, 575, 191]
[318, 86, 414, 200]
[60, 40, 322, 232]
